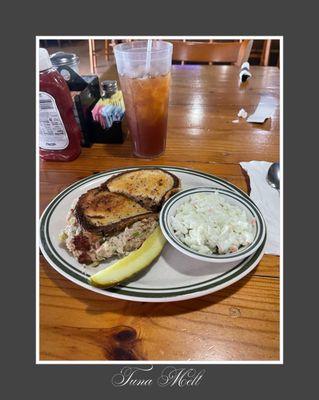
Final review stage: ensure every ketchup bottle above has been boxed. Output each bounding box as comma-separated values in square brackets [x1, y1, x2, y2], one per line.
[39, 48, 81, 161]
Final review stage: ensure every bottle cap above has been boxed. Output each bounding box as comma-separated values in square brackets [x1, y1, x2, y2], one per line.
[39, 48, 52, 71]
[50, 51, 79, 67]
[101, 80, 118, 98]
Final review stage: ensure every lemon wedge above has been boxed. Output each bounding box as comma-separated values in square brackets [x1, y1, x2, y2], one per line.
[89, 226, 166, 288]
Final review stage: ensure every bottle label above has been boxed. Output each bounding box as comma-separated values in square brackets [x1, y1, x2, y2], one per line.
[39, 92, 69, 150]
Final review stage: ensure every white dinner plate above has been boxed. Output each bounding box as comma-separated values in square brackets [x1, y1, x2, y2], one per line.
[40, 166, 266, 302]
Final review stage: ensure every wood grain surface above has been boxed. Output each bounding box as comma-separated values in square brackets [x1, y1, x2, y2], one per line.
[40, 65, 280, 361]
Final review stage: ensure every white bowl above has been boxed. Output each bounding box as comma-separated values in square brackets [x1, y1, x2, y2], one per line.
[160, 187, 266, 263]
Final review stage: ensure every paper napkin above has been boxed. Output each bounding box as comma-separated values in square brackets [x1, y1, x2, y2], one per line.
[240, 161, 280, 255]
[246, 95, 276, 124]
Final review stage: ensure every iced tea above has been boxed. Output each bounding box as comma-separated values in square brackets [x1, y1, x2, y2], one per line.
[119, 72, 170, 157]
[114, 41, 172, 158]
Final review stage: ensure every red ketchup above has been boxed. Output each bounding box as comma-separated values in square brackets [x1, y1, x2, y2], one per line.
[39, 48, 81, 161]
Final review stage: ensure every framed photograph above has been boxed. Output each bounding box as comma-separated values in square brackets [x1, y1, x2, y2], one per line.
[37, 36, 282, 364]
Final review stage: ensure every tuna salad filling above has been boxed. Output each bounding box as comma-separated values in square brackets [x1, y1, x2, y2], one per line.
[59, 208, 158, 265]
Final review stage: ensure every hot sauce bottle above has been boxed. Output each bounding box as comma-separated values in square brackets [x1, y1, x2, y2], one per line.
[39, 48, 81, 161]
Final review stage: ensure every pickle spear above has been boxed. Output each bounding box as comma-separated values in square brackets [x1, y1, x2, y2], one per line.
[89, 226, 166, 288]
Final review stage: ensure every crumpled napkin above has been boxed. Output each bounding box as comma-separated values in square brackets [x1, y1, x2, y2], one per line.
[240, 161, 280, 255]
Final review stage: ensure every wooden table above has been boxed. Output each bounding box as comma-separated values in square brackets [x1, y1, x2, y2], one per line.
[40, 65, 280, 361]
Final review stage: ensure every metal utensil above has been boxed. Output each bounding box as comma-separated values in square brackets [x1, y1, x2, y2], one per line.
[267, 162, 280, 190]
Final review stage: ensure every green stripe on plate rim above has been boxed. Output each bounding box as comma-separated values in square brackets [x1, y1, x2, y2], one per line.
[41, 235, 266, 298]
[40, 166, 266, 298]
[40, 165, 260, 279]
[42, 193, 264, 292]
[43, 208, 264, 293]
[160, 187, 265, 260]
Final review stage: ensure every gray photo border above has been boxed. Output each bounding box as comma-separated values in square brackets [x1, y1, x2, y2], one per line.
[3, 0, 317, 397]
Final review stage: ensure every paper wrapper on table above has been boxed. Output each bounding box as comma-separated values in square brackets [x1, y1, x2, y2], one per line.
[240, 161, 280, 255]
[239, 61, 252, 82]
[247, 95, 276, 123]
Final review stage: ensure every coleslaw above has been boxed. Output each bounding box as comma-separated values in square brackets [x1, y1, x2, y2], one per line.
[170, 192, 256, 255]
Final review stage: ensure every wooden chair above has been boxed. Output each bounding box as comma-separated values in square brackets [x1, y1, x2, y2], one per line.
[104, 39, 117, 61]
[171, 40, 253, 66]
[89, 39, 135, 74]
[260, 40, 271, 66]
[88, 39, 97, 74]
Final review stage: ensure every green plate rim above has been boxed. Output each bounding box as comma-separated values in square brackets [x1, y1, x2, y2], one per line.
[40, 166, 266, 299]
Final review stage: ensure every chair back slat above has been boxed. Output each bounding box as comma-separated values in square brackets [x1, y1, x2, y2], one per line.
[171, 40, 253, 65]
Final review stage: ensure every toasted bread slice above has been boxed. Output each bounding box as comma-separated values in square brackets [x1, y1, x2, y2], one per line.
[75, 188, 156, 236]
[103, 168, 180, 211]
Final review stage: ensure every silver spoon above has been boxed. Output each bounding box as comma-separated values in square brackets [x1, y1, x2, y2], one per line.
[267, 162, 280, 191]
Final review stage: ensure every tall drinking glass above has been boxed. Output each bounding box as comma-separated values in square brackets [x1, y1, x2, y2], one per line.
[114, 41, 173, 158]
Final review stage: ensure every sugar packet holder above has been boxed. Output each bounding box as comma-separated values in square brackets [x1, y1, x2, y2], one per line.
[92, 91, 125, 129]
